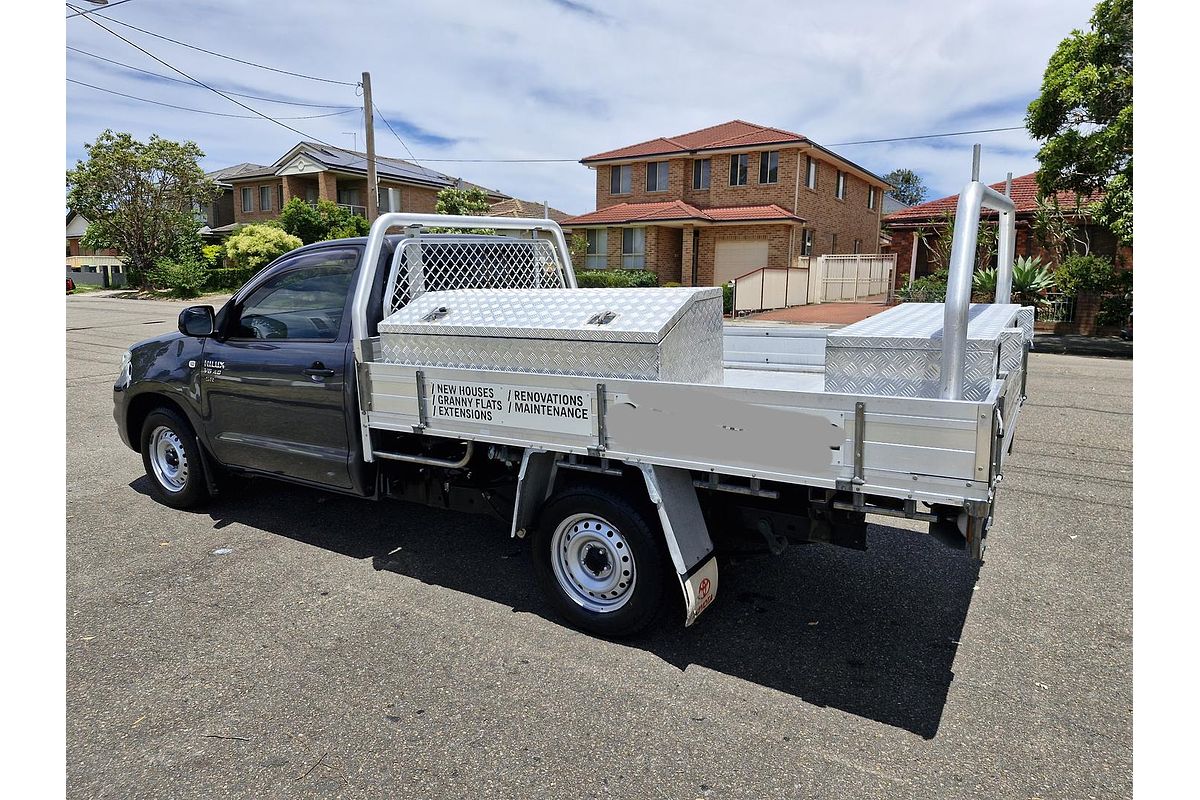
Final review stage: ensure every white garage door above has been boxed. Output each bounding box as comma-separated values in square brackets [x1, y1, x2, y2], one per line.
[714, 240, 769, 285]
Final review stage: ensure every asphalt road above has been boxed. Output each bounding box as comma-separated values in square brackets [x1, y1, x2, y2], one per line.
[66, 294, 1132, 799]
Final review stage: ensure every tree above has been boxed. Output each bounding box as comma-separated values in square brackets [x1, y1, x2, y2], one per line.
[224, 224, 303, 273]
[883, 169, 928, 207]
[435, 186, 492, 216]
[66, 130, 219, 284]
[433, 186, 494, 234]
[1026, 0, 1132, 244]
[278, 198, 369, 244]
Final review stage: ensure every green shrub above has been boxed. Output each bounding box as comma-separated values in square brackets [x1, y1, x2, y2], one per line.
[662, 281, 682, 288]
[898, 269, 949, 303]
[225, 224, 303, 273]
[1055, 254, 1120, 297]
[574, 269, 659, 288]
[972, 267, 998, 302]
[722, 283, 733, 315]
[201, 244, 224, 267]
[147, 257, 209, 299]
[278, 198, 369, 244]
[1097, 291, 1133, 328]
[206, 266, 256, 292]
[1010, 256, 1058, 306]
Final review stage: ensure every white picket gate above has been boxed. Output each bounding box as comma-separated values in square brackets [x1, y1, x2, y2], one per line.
[815, 254, 897, 302]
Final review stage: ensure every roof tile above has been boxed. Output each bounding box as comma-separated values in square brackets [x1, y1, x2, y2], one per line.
[562, 201, 804, 226]
[582, 120, 806, 163]
[884, 173, 1095, 223]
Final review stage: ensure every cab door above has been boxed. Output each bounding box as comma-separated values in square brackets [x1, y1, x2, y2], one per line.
[201, 247, 361, 488]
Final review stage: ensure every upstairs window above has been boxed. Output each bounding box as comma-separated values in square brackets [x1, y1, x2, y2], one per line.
[241, 187, 253, 213]
[692, 158, 711, 189]
[835, 171, 847, 200]
[868, 186, 877, 210]
[805, 156, 818, 189]
[646, 161, 669, 192]
[729, 153, 749, 186]
[585, 228, 608, 269]
[260, 185, 273, 212]
[853, 238, 862, 254]
[759, 151, 779, 184]
[610, 165, 632, 195]
[622, 227, 645, 269]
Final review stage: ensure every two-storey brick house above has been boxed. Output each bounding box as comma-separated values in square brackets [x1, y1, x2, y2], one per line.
[561, 120, 891, 286]
[204, 141, 509, 232]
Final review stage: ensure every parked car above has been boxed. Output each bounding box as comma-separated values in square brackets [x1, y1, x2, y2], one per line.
[66, 276, 75, 294]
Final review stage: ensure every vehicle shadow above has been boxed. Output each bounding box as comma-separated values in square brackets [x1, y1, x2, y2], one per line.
[175, 476, 980, 740]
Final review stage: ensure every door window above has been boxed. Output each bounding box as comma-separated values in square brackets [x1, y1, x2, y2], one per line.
[230, 250, 358, 341]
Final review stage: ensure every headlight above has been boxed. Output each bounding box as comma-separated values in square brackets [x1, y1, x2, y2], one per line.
[116, 350, 132, 388]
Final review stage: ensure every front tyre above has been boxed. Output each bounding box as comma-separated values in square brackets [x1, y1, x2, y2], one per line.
[532, 484, 671, 637]
[139, 408, 210, 509]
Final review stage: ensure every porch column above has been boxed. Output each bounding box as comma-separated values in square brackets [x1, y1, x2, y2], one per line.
[317, 171, 337, 202]
[909, 231, 919, 284]
[681, 224, 695, 286]
[281, 175, 304, 204]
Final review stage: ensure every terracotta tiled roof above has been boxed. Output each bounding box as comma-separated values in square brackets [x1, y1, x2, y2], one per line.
[489, 198, 572, 223]
[562, 201, 805, 226]
[884, 173, 1094, 224]
[581, 120, 807, 163]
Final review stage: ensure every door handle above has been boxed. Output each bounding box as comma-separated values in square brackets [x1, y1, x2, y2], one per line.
[304, 362, 336, 378]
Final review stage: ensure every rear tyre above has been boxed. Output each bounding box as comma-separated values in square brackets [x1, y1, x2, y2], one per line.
[140, 408, 210, 509]
[532, 484, 672, 637]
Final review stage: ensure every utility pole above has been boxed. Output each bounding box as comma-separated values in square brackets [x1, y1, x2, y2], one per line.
[362, 71, 379, 222]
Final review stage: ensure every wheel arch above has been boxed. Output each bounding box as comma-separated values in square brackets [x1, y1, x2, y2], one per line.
[126, 392, 221, 496]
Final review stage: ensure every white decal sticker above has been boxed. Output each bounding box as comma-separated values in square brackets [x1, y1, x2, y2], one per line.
[427, 380, 594, 437]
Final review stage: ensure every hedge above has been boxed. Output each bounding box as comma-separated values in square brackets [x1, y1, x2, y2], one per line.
[574, 269, 659, 288]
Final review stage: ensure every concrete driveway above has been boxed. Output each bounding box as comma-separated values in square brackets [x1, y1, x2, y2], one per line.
[67, 294, 1131, 799]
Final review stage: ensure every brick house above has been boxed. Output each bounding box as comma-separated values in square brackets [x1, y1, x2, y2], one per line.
[204, 142, 509, 233]
[66, 210, 127, 286]
[883, 172, 1132, 285]
[561, 120, 891, 286]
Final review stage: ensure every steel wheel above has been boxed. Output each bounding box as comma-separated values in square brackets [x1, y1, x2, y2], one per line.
[550, 513, 637, 613]
[148, 425, 189, 493]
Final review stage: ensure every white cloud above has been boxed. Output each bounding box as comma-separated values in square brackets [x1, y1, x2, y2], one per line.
[66, 0, 1095, 213]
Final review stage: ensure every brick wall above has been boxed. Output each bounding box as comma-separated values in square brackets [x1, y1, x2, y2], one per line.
[66, 238, 120, 258]
[794, 157, 882, 256]
[231, 179, 284, 224]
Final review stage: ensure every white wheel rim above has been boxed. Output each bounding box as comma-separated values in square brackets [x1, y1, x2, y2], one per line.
[550, 513, 636, 613]
[149, 425, 189, 493]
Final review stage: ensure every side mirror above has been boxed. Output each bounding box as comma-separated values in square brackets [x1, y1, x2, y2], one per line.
[178, 305, 216, 337]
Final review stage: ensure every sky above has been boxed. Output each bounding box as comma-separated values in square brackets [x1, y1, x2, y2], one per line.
[65, 0, 1097, 215]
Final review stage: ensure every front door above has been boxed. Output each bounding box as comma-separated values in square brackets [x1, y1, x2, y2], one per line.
[202, 247, 361, 488]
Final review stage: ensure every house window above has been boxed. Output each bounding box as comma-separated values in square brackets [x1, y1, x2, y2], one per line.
[338, 187, 361, 207]
[241, 187, 253, 213]
[610, 165, 632, 195]
[279, 186, 285, 209]
[585, 229, 608, 269]
[646, 161, 669, 192]
[260, 185, 273, 212]
[805, 156, 818, 189]
[622, 227, 645, 269]
[729, 154, 749, 186]
[379, 187, 401, 213]
[835, 171, 847, 200]
[831, 233, 839, 252]
[853, 239, 862, 254]
[868, 186, 877, 210]
[692, 158, 711, 190]
[305, 185, 318, 204]
[800, 229, 814, 256]
[759, 151, 779, 184]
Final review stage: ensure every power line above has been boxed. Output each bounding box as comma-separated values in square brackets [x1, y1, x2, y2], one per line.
[67, 46, 357, 109]
[371, 101, 417, 161]
[71, 6, 357, 87]
[68, 78, 357, 119]
[66, 3, 352, 149]
[828, 126, 1026, 147]
[65, 0, 135, 18]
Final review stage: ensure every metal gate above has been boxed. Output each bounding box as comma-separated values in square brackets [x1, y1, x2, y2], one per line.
[817, 254, 897, 302]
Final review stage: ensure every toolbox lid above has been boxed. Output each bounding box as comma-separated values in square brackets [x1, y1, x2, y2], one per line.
[826, 302, 1024, 351]
[378, 287, 722, 343]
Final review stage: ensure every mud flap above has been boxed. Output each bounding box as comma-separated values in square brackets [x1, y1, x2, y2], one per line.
[633, 463, 718, 626]
[681, 555, 719, 626]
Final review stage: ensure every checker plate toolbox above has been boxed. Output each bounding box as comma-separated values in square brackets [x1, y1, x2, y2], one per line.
[378, 286, 725, 384]
[825, 303, 1032, 401]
